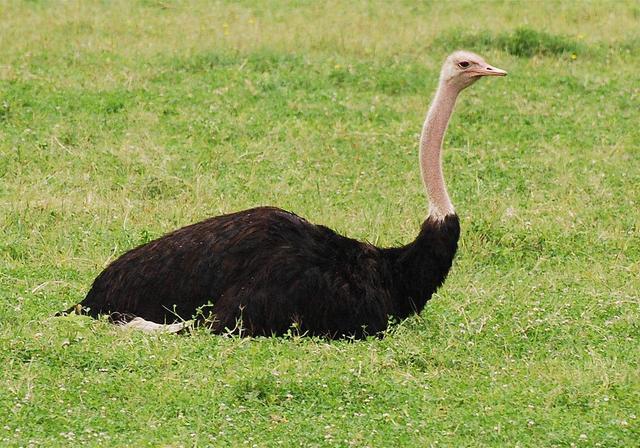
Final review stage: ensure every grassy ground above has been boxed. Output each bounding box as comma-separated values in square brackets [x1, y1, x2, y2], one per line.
[1, 0, 639, 446]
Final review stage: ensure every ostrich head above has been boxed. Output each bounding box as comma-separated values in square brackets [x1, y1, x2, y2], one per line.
[440, 50, 507, 90]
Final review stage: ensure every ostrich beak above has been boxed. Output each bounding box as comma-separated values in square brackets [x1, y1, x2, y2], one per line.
[476, 63, 507, 77]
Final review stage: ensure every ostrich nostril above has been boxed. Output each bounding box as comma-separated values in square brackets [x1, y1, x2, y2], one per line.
[486, 67, 493, 71]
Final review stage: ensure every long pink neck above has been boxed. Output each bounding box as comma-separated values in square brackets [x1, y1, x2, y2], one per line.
[419, 81, 459, 220]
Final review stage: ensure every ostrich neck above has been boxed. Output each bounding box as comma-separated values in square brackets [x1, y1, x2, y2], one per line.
[420, 81, 459, 220]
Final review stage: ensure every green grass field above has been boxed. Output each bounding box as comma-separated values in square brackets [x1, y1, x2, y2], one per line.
[1, 1, 639, 446]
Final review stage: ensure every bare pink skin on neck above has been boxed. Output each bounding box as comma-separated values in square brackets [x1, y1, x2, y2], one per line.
[420, 81, 459, 220]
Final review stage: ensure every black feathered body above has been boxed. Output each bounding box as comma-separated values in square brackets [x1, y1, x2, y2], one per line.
[77, 207, 459, 338]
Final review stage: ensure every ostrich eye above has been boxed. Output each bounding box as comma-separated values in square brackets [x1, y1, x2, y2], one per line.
[458, 61, 470, 69]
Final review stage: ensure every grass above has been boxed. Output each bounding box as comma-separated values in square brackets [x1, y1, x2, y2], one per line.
[1, 0, 639, 446]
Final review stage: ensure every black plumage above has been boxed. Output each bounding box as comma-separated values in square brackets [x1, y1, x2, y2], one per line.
[68, 207, 459, 338]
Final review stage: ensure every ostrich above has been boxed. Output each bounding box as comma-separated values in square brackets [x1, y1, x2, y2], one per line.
[61, 51, 506, 338]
